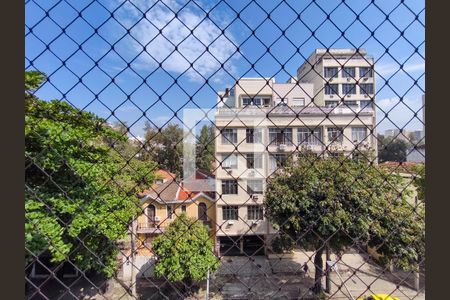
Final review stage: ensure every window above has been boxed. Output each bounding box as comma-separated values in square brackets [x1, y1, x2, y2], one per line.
[247, 180, 264, 195]
[352, 127, 367, 142]
[246, 153, 263, 169]
[222, 153, 237, 169]
[360, 100, 372, 109]
[147, 205, 156, 222]
[327, 127, 344, 143]
[292, 98, 305, 107]
[274, 98, 287, 106]
[247, 205, 264, 220]
[242, 97, 270, 107]
[181, 205, 186, 213]
[359, 67, 373, 78]
[222, 180, 238, 194]
[297, 128, 322, 146]
[246, 128, 262, 143]
[167, 205, 173, 219]
[270, 153, 288, 172]
[359, 83, 374, 95]
[324, 84, 339, 95]
[222, 128, 237, 144]
[324, 67, 338, 78]
[342, 84, 356, 95]
[198, 202, 207, 221]
[269, 128, 293, 146]
[344, 100, 358, 107]
[329, 152, 340, 158]
[325, 100, 339, 108]
[222, 206, 238, 220]
[342, 67, 356, 78]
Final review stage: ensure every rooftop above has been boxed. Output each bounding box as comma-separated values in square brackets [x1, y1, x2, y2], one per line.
[216, 105, 374, 117]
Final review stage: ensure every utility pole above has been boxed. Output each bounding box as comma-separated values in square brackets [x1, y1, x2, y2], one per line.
[325, 246, 331, 293]
[327, 260, 354, 300]
[130, 218, 137, 297]
[205, 268, 210, 300]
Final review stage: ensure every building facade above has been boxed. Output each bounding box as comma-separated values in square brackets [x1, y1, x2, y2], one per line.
[214, 48, 377, 256]
[297, 48, 375, 109]
[135, 169, 216, 257]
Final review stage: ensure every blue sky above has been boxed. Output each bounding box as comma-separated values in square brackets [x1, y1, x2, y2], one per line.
[25, 0, 425, 138]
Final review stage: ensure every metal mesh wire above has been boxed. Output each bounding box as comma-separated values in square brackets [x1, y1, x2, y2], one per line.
[25, 0, 425, 299]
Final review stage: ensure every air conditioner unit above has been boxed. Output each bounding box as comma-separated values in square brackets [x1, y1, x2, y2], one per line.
[154, 216, 161, 222]
[347, 94, 352, 97]
[330, 95, 334, 98]
[278, 144, 287, 151]
[252, 194, 259, 201]
[363, 77, 368, 81]
[227, 220, 234, 225]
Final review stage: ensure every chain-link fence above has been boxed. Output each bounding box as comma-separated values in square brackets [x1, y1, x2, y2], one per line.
[25, 0, 425, 299]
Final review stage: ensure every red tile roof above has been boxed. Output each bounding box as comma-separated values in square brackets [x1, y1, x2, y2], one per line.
[138, 169, 215, 203]
[155, 169, 176, 181]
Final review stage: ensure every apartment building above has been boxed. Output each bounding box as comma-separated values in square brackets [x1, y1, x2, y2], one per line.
[297, 48, 375, 109]
[214, 49, 377, 256]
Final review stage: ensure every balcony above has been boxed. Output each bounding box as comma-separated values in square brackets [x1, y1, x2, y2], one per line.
[137, 222, 166, 234]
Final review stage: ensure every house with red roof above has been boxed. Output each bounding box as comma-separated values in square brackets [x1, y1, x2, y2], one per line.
[135, 169, 217, 256]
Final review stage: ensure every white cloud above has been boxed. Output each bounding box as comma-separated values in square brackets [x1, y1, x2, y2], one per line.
[115, 0, 238, 82]
[375, 61, 425, 77]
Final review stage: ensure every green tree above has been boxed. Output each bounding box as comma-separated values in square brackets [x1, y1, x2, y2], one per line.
[264, 153, 419, 294]
[104, 121, 141, 160]
[142, 122, 184, 175]
[152, 214, 220, 289]
[378, 134, 408, 162]
[412, 164, 425, 201]
[25, 71, 157, 277]
[196, 124, 215, 172]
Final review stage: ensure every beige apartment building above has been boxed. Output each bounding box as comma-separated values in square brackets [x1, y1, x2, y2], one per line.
[214, 48, 377, 256]
[297, 48, 375, 109]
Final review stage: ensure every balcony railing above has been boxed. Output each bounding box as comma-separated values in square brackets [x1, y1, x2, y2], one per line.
[137, 222, 165, 234]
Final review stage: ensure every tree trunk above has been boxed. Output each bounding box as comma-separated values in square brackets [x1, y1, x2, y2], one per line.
[313, 247, 324, 294]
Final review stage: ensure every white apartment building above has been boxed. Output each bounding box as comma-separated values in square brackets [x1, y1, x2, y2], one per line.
[297, 48, 375, 109]
[214, 49, 377, 256]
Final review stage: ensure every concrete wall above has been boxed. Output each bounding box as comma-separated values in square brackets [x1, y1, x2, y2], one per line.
[122, 256, 155, 280]
[272, 82, 314, 106]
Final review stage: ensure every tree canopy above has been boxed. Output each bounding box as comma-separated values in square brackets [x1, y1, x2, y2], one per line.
[378, 134, 409, 162]
[25, 71, 157, 277]
[264, 153, 424, 293]
[196, 124, 215, 172]
[142, 122, 184, 175]
[152, 214, 220, 286]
